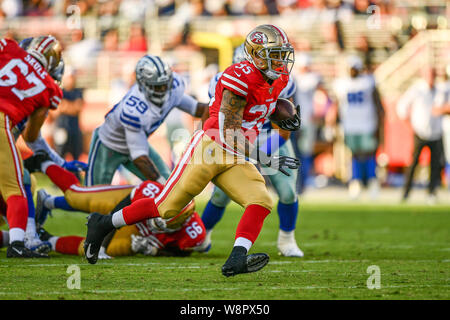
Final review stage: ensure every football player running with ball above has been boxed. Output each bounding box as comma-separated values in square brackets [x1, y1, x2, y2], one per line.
[84, 25, 301, 276]
[198, 44, 304, 257]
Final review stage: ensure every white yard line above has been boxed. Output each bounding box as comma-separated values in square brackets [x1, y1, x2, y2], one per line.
[0, 284, 449, 296]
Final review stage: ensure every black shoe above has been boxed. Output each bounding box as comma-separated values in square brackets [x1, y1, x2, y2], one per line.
[84, 213, 114, 265]
[37, 226, 53, 241]
[6, 241, 49, 258]
[23, 152, 51, 173]
[221, 246, 269, 277]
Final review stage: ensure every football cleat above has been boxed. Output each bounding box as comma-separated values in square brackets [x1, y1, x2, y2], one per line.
[348, 179, 362, 200]
[6, 241, 49, 258]
[221, 246, 269, 277]
[24, 232, 52, 254]
[37, 226, 53, 241]
[84, 213, 114, 265]
[36, 189, 52, 227]
[368, 178, 380, 200]
[277, 230, 304, 258]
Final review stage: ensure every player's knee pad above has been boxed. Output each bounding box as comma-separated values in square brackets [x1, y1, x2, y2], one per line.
[210, 187, 231, 208]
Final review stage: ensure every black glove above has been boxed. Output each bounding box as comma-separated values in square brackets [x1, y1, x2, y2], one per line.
[278, 104, 301, 131]
[257, 152, 300, 177]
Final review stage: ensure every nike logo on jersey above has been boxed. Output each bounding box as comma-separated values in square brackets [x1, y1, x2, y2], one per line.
[233, 70, 242, 77]
[85, 244, 95, 259]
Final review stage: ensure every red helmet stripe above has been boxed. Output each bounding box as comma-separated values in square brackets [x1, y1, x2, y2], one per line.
[39, 37, 55, 53]
[270, 25, 288, 43]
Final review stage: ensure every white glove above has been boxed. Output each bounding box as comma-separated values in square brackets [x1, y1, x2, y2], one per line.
[98, 246, 112, 260]
[147, 217, 168, 233]
[131, 234, 160, 256]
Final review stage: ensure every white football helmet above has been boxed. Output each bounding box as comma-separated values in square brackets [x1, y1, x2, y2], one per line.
[232, 44, 247, 64]
[135, 55, 173, 107]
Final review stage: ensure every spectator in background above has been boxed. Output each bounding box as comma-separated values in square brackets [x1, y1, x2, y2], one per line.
[433, 65, 450, 189]
[331, 55, 385, 200]
[122, 23, 147, 52]
[355, 35, 374, 71]
[53, 67, 84, 161]
[396, 67, 445, 204]
[23, 0, 52, 16]
[1, 0, 23, 18]
[102, 28, 120, 51]
[292, 52, 331, 194]
[65, 28, 102, 70]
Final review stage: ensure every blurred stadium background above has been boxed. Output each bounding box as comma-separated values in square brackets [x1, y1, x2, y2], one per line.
[2, 0, 450, 203]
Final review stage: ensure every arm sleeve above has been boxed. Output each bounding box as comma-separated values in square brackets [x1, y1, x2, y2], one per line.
[176, 94, 198, 116]
[125, 128, 150, 161]
[26, 133, 65, 166]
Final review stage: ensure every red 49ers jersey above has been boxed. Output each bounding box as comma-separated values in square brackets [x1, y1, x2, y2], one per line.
[203, 60, 288, 154]
[0, 39, 62, 126]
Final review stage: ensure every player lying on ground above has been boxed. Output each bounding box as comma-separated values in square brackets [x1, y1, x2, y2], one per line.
[83, 24, 301, 277]
[198, 44, 304, 257]
[24, 154, 205, 257]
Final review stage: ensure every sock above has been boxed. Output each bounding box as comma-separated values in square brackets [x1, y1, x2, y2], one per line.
[299, 154, 313, 191]
[233, 237, 252, 252]
[0, 230, 9, 248]
[6, 195, 27, 242]
[54, 236, 84, 255]
[201, 200, 226, 230]
[54, 196, 76, 211]
[119, 198, 160, 226]
[44, 163, 80, 192]
[235, 204, 271, 244]
[352, 157, 362, 180]
[26, 218, 36, 237]
[25, 184, 35, 219]
[365, 155, 377, 180]
[112, 209, 126, 228]
[48, 236, 58, 250]
[25, 184, 37, 236]
[9, 228, 25, 243]
[277, 200, 298, 232]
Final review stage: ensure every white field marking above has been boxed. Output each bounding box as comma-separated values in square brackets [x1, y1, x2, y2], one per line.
[0, 259, 448, 268]
[0, 284, 449, 296]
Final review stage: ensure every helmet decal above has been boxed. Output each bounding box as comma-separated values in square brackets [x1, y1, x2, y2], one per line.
[249, 31, 268, 45]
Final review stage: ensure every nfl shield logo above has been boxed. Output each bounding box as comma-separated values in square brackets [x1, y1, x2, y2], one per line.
[269, 87, 274, 94]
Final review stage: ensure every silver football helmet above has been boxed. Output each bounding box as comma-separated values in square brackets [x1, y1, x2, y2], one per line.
[232, 44, 247, 64]
[135, 55, 173, 107]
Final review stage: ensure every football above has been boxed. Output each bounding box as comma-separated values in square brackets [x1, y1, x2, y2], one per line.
[269, 98, 297, 123]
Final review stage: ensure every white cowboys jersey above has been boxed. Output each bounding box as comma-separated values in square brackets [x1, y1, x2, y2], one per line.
[98, 72, 198, 157]
[332, 74, 377, 135]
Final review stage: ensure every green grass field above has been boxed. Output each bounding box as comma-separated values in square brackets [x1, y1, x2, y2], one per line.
[1, 187, 449, 301]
